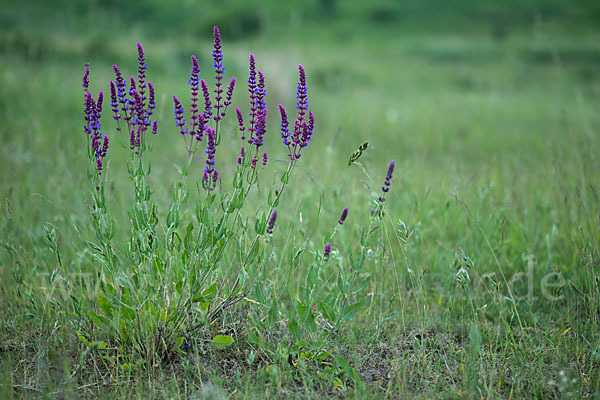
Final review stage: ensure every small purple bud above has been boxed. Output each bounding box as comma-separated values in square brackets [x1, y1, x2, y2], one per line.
[323, 242, 331, 262]
[262, 152, 268, 166]
[338, 207, 348, 225]
[251, 157, 257, 169]
[82, 63, 90, 92]
[266, 210, 277, 234]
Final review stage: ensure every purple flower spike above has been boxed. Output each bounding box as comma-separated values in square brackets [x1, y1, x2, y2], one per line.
[112, 65, 128, 119]
[247, 54, 257, 141]
[136, 42, 147, 103]
[262, 152, 268, 166]
[266, 210, 277, 234]
[201, 79, 212, 123]
[251, 157, 257, 169]
[110, 81, 121, 123]
[324, 242, 331, 262]
[278, 104, 289, 145]
[379, 160, 395, 202]
[96, 91, 104, 116]
[296, 65, 307, 115]
[188, 55, 201, 136]
[300, 110, 314, 148]
[172, 95, 187, 136]
[82, 63, 90, 93]
[203, 126, 217, 190]
[147, 81, 156, 123]
[152, 120, 158, 135]
[235, 107, 246, 140]
[220, 77, 236, 120]
[254, 108, 266, 148]
[338, 207, 348, 225]
[289, 64, 313, 160]
[82, 80, 109, 183]
[212, 26, 225, 123]
[128, 76, 137, 99]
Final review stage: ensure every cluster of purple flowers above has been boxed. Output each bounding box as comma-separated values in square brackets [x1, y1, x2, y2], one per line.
[234, 53, 271, 168]
[171, 26, 239, 189]
[82, 64, 109, 189]
[109, 42, 157, 151]
[237, 54, 268, 151]
[279, 65, 315, 160]
[211, 27, 235, 125]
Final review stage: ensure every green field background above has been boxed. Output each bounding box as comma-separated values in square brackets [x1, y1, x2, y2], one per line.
[1, 0, 599, 397]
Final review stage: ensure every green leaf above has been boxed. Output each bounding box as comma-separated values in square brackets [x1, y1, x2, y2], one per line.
[342, 298, 365, 320]
[318, 301, 335, 322]
[315, 350, 333, 360]
[246, 239, 260, 265]
[183, 223, 194, 250]
[97, 294, 114, 317]
[211, 334, 234, 350]
[288, 316, 300, 341]
[121, 305, 136, 321]
[87, 311, 103, 325]
[193, 283, 217, 303]
[296, 299, 307, 318]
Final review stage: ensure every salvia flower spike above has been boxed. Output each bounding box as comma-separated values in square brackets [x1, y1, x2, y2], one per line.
[82, 64, 110, 188]
[278, 104, 289, 145]
[201, 79, 212, 123]
[247, 54, 257, 142]
[189, 55, 200, 136]
[109, 81, 121, 124]
[235, 107, 246, 141]
[172, 95, 187, 136]
[203, 126, 218, 190]
[379, 160, 395, 202]
[136, 42, 147, 106]
[289, 64, 315, 159]
[221, 77, 236, 119]
[82, 63, 90, 93]
[212, 26, 225, 123]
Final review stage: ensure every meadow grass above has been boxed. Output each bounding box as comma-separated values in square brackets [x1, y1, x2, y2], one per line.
[1, 2, 599, 398]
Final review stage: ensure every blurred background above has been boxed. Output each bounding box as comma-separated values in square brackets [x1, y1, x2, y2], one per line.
[1, 0, 599, 288]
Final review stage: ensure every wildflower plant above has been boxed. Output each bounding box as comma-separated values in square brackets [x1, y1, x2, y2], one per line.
[79, 26, 397, 380]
